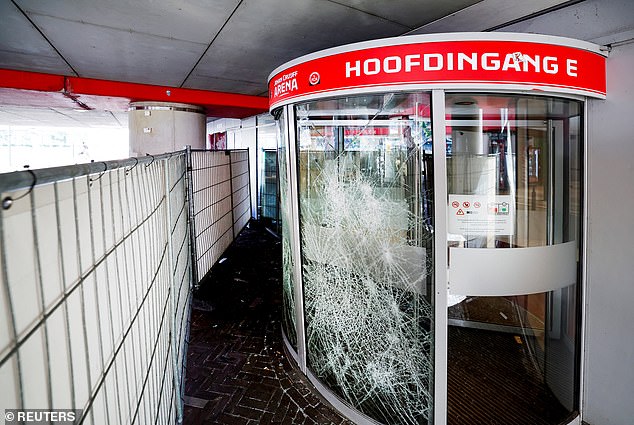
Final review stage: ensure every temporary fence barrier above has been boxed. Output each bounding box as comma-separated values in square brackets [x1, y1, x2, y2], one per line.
[0, 152, 192, 424]
[0, 146, 252, 422]
[230, 150, 251, 238]
[189, 149, 251, 284]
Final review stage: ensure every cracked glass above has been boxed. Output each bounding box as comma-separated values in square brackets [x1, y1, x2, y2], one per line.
[295, 93, 435, 425]
[276, 108, 297, 349]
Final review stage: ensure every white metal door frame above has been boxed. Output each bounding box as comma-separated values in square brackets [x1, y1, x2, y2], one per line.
[431, 89, 448, 425]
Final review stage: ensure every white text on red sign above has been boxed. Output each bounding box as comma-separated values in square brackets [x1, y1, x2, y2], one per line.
[273, 71, 299, 97]
[345, 52, 578, 78]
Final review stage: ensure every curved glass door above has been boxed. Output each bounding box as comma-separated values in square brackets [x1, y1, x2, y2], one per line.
[295, 93, 435, 424]
[276, 90, 584, 425]
[276, 108, 298, 349]
[445, 94, 583, 425]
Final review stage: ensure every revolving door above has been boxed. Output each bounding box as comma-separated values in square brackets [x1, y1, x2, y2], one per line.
[269, 32, 605, 425]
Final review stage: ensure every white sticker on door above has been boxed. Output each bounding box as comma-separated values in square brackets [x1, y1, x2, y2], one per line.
[448, 194, 515, 236]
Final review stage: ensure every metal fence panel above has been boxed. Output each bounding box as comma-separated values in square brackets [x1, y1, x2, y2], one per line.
[230, 150, 251, 239]
[0, 153, 191, 424]
[190, 150, 251, 283]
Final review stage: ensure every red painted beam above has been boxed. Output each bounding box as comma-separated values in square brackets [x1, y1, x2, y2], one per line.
[0, 68, 269, 118]
[66, 77, 268, 111]
[0, 69, 64, 92]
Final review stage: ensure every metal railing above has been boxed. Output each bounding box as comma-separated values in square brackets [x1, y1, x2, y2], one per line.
[0, 147, 252, 422]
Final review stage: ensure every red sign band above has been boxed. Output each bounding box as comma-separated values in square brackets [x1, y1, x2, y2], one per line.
[269, 34, 607, 109]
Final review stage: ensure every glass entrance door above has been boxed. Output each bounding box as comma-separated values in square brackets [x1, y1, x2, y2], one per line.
[445, 94, 583, 425]
[276, 90, 585, 425]
[294, 93, 436, 424]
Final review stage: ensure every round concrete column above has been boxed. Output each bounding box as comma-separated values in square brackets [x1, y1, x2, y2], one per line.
[128, 101, 206, 156]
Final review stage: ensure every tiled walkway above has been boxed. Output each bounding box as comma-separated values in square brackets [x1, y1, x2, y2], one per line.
[183, 222, 352, 425]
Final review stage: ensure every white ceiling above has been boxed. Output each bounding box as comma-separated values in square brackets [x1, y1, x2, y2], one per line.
[0, 104, 128, 128]
[0, 0, 577, 127]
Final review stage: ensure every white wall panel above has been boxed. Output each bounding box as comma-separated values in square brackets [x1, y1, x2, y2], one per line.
[583, 40, 634, 425]
[493, 1, 634, 423]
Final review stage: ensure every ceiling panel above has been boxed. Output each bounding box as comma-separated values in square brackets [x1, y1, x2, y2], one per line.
[183, 0, 409, 93]
[0, 0, 596, 124]
[0, 106, 82, 127]
[111, 111, 129, 127]
[22, 14, 209, 86]
[0, 88, 78, 109]
[0, 107, 43, 126]
[0, 0, 74, 75]
[408, 0, 572, 34]
[15, 0, 240, 44]
[0, 105, 127, 128]
[51, 108, 128, 127]
[332, 0, 482, 29]
[183, 73, 266, 96]
[499, 0, 634, 45]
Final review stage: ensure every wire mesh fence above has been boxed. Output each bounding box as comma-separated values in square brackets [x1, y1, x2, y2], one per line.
[0, 152, 192, 424]
[189, 149, 251, 283]
[0, 147, 252, 422]
[230, 150, 251, 239]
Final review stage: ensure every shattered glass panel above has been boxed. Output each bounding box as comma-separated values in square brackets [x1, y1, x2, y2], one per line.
[276, 109, 297, 348]
[296, 93, 435, 424]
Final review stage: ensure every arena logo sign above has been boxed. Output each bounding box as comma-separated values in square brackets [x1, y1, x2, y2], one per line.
[272, 70, 298, 97]
[345, 52, 579, 78]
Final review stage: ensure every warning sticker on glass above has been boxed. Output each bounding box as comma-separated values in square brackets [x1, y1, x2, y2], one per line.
[448, 194, 515, 236]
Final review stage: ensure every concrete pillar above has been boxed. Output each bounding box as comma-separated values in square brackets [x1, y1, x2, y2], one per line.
[128, 101, 206, 156]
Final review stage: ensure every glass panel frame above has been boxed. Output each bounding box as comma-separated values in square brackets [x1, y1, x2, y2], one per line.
[444, 93, 584, 425]
[275, 89, 585, 425]
[275, 107, 298, 349]
[294, 92, 436, 425]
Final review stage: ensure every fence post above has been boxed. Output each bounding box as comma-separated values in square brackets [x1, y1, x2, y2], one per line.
[247, 148, 253, 221]
[185, 146, 199, 287]
[276, 150, 282, 233]
[227, 150, 235, 238]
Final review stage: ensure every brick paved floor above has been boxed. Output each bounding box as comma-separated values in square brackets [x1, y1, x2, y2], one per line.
[183, 222, 353, 425]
